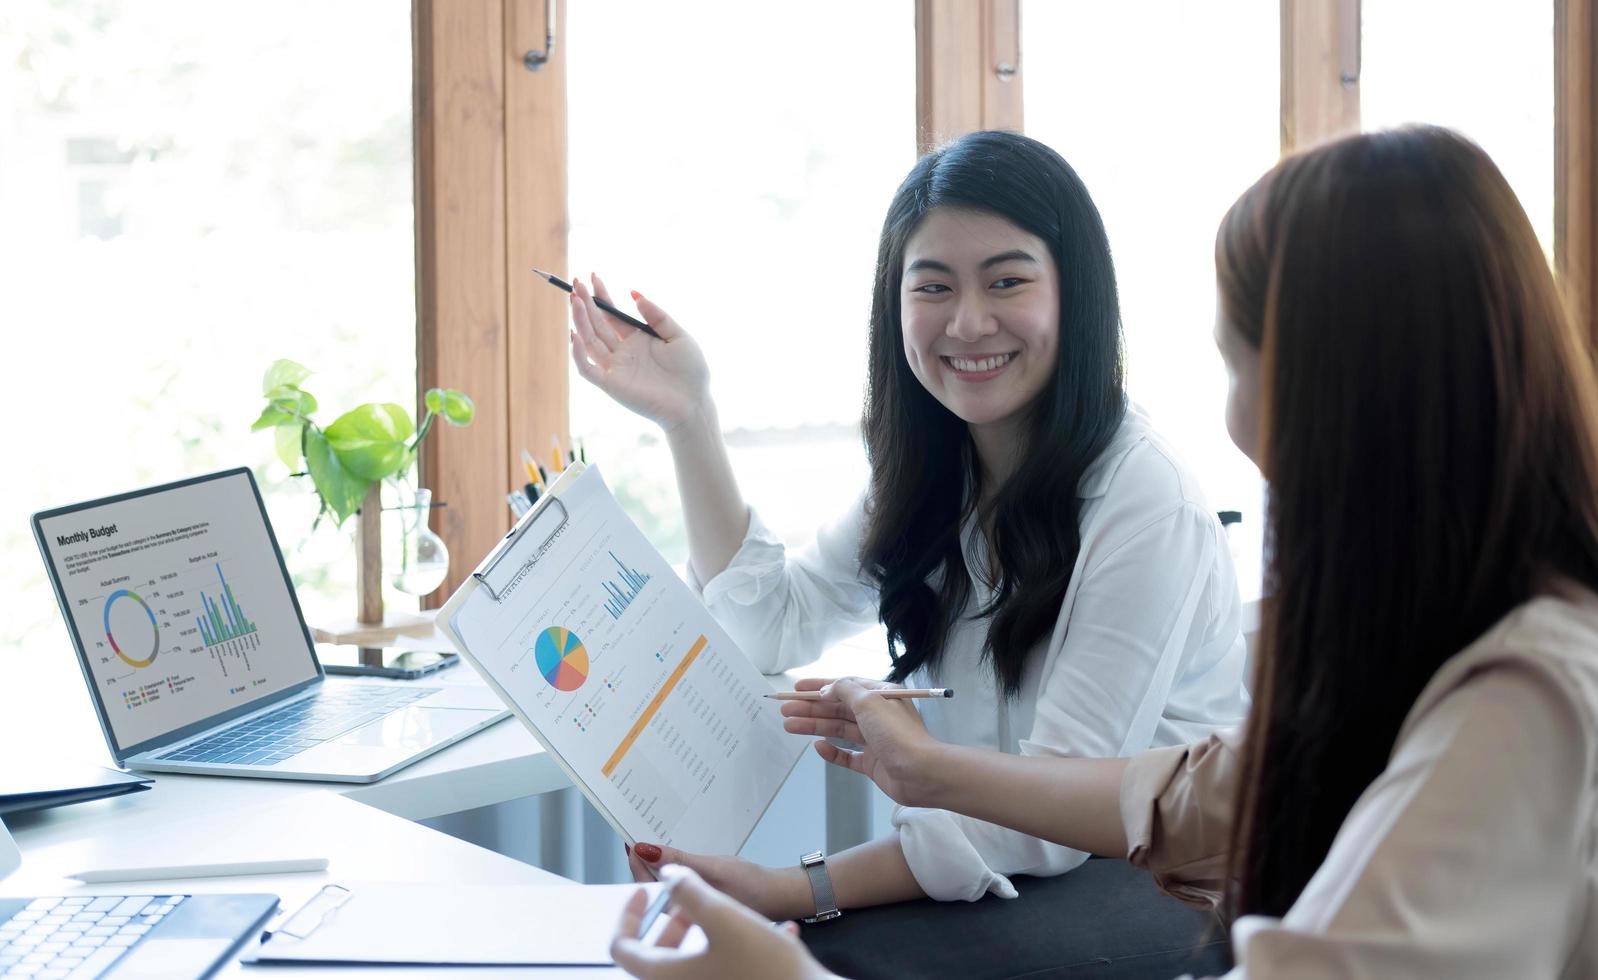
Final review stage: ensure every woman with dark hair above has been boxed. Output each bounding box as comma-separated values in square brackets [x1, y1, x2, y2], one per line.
[607, 125, 1598, 978]
[569, 130, 1248, 918]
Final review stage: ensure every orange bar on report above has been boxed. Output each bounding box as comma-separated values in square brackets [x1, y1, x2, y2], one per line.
[602, 634, 707, 778]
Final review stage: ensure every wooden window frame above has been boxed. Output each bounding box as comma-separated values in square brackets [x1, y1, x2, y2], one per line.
[413, 0, 1595, 597]
[1557, 0, 1598, 342]
[1284, 0, 1596, 341]
[414, 0, 569, 601]
[1280, 0, 1361, 153]
[916, 0, 1023, 154]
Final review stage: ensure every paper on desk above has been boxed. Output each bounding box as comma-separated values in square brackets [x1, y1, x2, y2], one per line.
[442, 465, 806, 854]
[247, 880, 671, 966]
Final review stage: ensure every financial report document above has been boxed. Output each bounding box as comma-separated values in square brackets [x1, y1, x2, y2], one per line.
[443, 465, 805, 854]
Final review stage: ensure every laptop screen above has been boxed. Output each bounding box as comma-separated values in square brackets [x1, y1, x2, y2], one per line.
[33, 469, 321, 757]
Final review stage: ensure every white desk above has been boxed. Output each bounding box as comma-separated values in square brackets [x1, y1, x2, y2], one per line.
[2, 789, 625, 977]
[1, 622, 893, 976]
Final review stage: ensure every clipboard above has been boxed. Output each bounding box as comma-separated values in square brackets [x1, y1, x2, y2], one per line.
[467, 463, 584, 603]
[248, 880, 661, 966]
[437, 464, 610, 842]
[437, 463, 804, 855]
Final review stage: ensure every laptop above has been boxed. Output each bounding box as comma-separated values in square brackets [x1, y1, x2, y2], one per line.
[32, 468, 508, 783]
[0, 813, 276, 978]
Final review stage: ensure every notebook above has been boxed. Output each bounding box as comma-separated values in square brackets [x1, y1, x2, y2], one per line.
[248, 880, 670, 967]
[0, 756, 152, 817]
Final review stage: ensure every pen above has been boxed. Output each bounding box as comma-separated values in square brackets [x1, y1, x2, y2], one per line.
[68, 857, 329, 883]
[534, 268, 661, 339]
[637, 866, 783, 939]
[764, 688, 954, 701]
[636, 882, 674, 939]
[521, 448, 540, 485]
[524, 482, 539, 505]
[551, 434, 565, 474]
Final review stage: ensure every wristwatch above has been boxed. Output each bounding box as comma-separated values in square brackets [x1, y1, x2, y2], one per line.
[800, 850, 842, 923]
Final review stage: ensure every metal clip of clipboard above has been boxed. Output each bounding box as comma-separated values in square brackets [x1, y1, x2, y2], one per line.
[271, 883, 352, 942]
[471, 496, 570, 602]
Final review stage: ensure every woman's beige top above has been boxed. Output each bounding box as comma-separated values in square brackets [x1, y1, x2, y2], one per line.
[1121, 587, 1598, 978]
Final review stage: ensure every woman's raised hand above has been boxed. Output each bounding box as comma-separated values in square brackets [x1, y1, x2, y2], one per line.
[780, 677, 947, 807]
[568, 273, 711, 431]
[610, 865, 834, 980]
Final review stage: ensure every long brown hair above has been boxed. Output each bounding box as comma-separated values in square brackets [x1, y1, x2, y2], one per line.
[1216, 126, 1598, 917]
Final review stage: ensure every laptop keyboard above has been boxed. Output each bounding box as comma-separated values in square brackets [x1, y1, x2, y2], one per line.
[0, 894, 186, 978]
[155, 685, 439, 766]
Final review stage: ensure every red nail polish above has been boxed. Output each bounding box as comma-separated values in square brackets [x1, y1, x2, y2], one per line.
[634, 843, 663, 863]
[630, 290, 642, 301]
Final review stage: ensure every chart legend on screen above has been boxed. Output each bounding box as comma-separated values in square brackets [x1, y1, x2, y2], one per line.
[197, 563, 256, 647]
[536, 626, 590, 692]
[601, 551, 652, 620]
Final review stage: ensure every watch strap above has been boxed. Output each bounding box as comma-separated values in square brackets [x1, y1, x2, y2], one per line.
[800, 850, 841, 923]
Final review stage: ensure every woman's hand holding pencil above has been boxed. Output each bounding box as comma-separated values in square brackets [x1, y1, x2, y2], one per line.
[566, 272, 712, 431]
[778, 677, 950, 807]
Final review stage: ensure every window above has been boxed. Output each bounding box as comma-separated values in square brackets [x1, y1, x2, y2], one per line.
[1361, 0, 1555, 254]
[565, 1, 915, 562]
[0, 1, 417, 654]
[1023, 1, 1280, 597]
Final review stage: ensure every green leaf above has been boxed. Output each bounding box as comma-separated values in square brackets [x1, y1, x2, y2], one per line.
[273, 421, 305, 470]
[440, 390, 475, 426]
[251, 406, 293, 431]
[325, 402, 416, 481]
[424, 388, 445, 414]
[262, 359, 312, 395]
[303, 428, 368, 525]
[266, 386, 318, 416]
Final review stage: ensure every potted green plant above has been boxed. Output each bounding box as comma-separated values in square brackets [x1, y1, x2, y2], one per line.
[251, 359, 474, 526]
[252, 359, 474, 645]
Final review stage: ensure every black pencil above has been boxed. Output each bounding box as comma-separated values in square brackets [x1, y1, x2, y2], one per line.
[533, 268, 661, 339]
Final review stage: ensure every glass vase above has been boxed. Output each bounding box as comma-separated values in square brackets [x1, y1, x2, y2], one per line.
[383, 486, 450, 597]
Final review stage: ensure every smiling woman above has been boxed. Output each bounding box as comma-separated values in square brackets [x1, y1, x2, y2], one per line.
[568, 131, 1248, 973]
[899, 213, 1060, 435]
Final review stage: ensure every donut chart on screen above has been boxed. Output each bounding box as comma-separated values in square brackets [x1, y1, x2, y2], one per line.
[535, 626, 589, 692]
[104, 589, 160, 668]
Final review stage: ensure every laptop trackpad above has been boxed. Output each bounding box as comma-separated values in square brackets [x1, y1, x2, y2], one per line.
[334, 706, 488, 749]
[113, 938, 234, 977]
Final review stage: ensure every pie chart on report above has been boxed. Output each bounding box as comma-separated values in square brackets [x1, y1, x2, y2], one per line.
[535, 626, 589, 692]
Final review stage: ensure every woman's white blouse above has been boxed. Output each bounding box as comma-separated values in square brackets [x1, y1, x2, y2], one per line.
[694, 406, 1251, 902]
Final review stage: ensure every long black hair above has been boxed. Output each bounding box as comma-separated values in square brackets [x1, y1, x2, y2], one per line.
[861, 131, 1126, 697]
